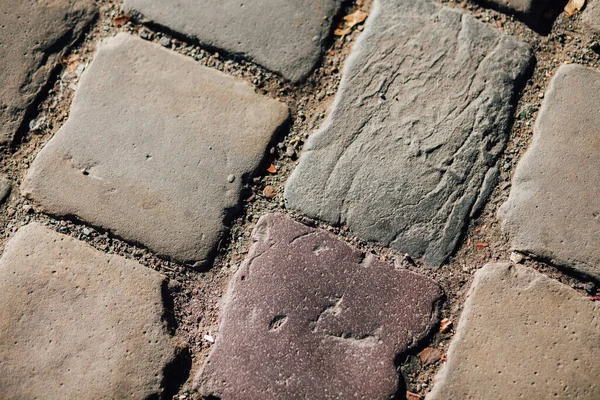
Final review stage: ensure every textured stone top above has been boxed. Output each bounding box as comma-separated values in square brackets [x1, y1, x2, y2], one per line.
[22, 33, 289, 265]
[0, 223, 176, 399]
[285, 0, 533, 267]
[0, 0, 97, 144]
[196, 213, 443, 399]
[124, 0, 343, 82]
[499, 64, 600, 279]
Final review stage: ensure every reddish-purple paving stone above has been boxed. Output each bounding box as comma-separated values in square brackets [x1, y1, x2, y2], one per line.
[195, 213, 443, 399]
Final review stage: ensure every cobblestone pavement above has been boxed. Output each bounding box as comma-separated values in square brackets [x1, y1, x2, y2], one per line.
[0, 0, 599, 399]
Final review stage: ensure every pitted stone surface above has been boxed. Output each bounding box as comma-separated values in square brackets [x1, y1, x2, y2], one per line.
[22, 33, 289, 264]
[195, 213, 443, 399]
[124, 0, 342, 82]
[285, 0, 533, 267]
[499, 64, 600, 279]
[0, 223, 176, 399]
[0, 0, 96, 144]
[427, 263, 600, 400]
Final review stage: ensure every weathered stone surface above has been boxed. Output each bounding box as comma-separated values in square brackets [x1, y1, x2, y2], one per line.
[499, 64, 600, 279]
[474, 0, 562, 29]
[0, 0, 96, 144]
[0, 223, 176, 399]
[427, 263, 600, 400]
[285, 0, 533, 267]
[583, 0, 600, 33]
[22, 33, 289, 264]
[123, 0, 342, 82]
[195, 213, 443, 399]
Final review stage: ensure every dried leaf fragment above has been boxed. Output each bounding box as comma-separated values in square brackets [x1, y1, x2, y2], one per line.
[343, 10, 368, 28]
[334, 27, 351, 36]
[406, 390, 421, 400]
[113, 14, 131, 26]
[418, 347, 443, 365]
[263, 186, 277, 199]
[266, 164, 277, 173]
[564, 0, 585, 16]
[440, 317, 453, 333]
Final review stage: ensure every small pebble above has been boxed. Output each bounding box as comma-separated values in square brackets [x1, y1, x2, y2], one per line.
[510, 251, 524, 264]
[263, 186, 277, 199]
[159, 37, 171, 47]
[204, 334, 215, 343]
[227, 174, 235, 183]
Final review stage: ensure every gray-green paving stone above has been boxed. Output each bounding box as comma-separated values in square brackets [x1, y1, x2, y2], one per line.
[22, 33, 288, 265]
[0, 223, 176, 399]
[195, 213, 443, 399]
[427, 263, 600, 400]
[285, 0, 533, 267]
[124, 0, 343, 82]
[499, 64, 600, 279]
[0, 0, 96, 144]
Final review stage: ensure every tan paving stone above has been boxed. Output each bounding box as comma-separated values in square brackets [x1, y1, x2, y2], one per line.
[428, 263, 600, 400]
[0, 223, 176, 399]
[499, 64, 600, 279]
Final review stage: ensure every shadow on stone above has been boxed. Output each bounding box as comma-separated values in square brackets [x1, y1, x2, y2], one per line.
[394, 293, 446, 400]
[476, 0, 568, 35]
[161, 280, 179, 334]
[160, 347, 192, 400]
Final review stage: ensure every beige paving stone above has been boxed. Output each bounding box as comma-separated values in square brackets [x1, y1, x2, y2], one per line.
[22, 33, 289, 265]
